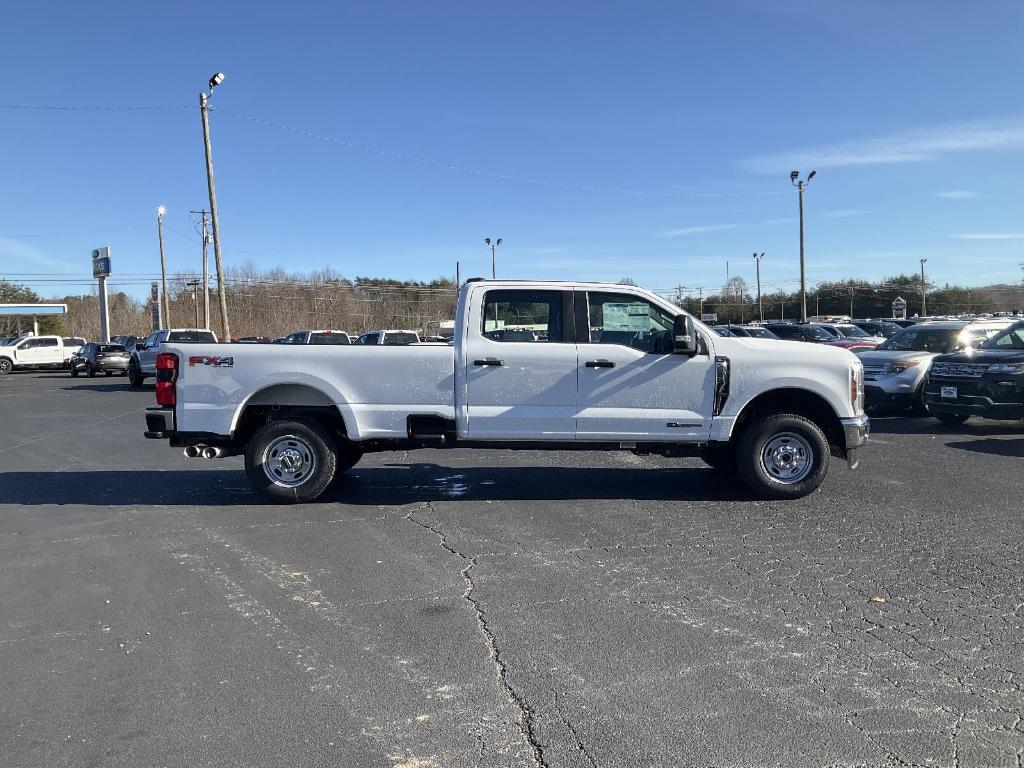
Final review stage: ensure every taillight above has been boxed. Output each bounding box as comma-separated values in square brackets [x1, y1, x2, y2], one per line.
[155, 352, 178, 406]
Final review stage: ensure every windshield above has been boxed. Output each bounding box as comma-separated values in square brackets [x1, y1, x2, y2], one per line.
[836, 325, 870, 338]
[981, 325, 1024, 350]
[879, 327, 962, 353]
[806, 326, 835, 341]
[744, 327, 779, 339]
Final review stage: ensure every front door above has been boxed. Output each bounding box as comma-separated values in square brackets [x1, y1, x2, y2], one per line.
[575, 290, 715, 440]
[464, 288, 578, 439]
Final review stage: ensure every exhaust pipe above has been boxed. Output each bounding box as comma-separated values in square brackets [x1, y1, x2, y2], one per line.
[202, 446, 223, 459]
[184, 445, 201, 458]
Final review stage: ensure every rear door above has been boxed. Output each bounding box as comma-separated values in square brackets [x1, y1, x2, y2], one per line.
[464, 288, 577, 439]
[575, 290, 715, 440]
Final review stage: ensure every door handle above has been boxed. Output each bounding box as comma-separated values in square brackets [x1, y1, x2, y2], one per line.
[585, 360, 615, 368]
[473, 359, 503, 367]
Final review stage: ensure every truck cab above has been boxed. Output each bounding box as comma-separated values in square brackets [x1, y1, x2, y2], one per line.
[129, 328, 218, 386]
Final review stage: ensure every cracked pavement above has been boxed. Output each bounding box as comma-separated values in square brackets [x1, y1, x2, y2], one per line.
[1, 372, 1022, 767]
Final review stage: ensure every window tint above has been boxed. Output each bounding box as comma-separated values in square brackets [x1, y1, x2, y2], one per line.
[804, 326, 834, 341]
[836, 325, 869, 338]
[168, 331, 216, 343]
[309, 333, 350, 345]
[482, 290, 564, 343]
[358, 333, 380, 345]
[382, 332, 418, 345]
[745, 327, 779, 339]
[587, 292, 674, 353]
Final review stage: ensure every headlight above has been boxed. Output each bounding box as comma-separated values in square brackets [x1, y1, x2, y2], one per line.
[886, 359, 921, 375]
[987, 363, 1024, 374]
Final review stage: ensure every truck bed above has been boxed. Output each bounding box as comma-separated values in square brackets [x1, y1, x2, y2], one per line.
[165, 342, 456, 440]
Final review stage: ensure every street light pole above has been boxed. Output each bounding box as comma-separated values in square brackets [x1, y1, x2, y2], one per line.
[753, 252, 764, 323]
[187, 278, 201, 328]
[200, 73, 230, 341]
[790, 170, 816, 322]
[485, 237, 502, 279]
[156, 206, 170, 327]
[920, 258, 928, 317]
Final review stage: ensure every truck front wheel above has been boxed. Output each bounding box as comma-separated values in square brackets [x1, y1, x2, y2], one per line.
[128, 362, 144, 388]
[245, 419, 337, 504]
[736, 413, 830, 500]
[0, 358, 11, 375]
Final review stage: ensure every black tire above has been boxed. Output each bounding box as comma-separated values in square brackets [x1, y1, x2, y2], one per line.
[334, 444, 363, 475]
[128, 361, 144, 388]
[736, 413, 831, 500]
[910, 384, 930, 416]
[701, 444, 736, 473]
[245, 419, 337, 504]
[936, 413, 970, 428]
[86, 363, 96, 378]
[0, 358, 12, 375]
[70, 366, 79, 378]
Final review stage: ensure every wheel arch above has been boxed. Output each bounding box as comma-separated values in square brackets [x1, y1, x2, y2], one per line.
[231, 382, 354, 445]
[729, 387, 845, 449]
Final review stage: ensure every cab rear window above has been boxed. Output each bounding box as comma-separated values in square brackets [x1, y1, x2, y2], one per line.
[168, 331, 217, 343]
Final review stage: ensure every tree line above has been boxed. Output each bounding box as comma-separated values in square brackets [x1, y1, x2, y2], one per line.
[674, 273, 1024, 324]
[5, 268, 1024, 340]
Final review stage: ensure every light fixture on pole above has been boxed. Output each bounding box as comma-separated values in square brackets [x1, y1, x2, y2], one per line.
[753, 252, 764, 323]
[791, 169, 816, 322]
[485, 237, 502, 279]
[200, 72, 231, 340]
[156, 206, 170, 327]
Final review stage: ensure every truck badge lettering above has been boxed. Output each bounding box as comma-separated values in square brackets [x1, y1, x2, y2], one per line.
[188, 356, 234, 368]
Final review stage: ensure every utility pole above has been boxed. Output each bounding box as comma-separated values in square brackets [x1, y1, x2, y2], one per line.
[791, 170, 816, 322]
[849, 286, 855, 317]
[698, 287, 704, 318]
[187, 278, 201, 328]
[156, 206, 170, 327]
[920, 258, 928, 317]
[485, 237, 502, 279]
[191, 209, 212, 329]
[456, 260, 461, 286]
[200, 73, 230, 341]
[753, 252, 764, 322]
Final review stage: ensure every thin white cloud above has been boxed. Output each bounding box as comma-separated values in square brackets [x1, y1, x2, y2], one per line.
[742, 118, 1024, 173]
[822, 209, 867, 219]
[0, 237, 80, 272]
[657, 223, 738, 238]
[934, 190, 979, 200]
[948, 233, 1024, 240]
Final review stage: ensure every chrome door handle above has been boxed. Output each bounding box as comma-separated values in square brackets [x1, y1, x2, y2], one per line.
[585, 360, 615, 368]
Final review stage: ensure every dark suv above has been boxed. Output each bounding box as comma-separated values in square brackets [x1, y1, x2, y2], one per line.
[925, 321, 1024, 426]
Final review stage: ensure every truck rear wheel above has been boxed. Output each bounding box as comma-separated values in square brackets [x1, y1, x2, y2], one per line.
[736, 413, 830, 500]
[245, 419, 337, 504]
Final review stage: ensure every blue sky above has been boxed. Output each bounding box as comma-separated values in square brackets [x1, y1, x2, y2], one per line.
[1, 0, 1022, 300]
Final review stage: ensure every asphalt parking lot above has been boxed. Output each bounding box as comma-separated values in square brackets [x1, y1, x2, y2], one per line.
[1, 371, 1022, 768]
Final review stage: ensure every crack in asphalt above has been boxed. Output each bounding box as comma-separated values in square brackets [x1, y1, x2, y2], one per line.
[404, 502, 549, 768]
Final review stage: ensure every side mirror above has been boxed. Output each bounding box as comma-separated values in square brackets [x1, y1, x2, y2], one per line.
[673, 315, 698, 355]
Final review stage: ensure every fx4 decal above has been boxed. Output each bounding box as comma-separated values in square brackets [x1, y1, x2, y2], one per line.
[188, 355, 234, 368]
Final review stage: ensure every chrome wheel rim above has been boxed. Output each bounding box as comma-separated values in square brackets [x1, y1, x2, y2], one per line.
[263, 435, 316, 488]
[761, 432, 813, 485]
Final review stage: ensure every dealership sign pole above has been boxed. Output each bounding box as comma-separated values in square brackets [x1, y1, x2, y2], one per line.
[92, 247, 112, 343]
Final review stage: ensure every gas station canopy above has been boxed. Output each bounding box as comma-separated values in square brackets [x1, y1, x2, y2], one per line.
[0, 304, 68, 316]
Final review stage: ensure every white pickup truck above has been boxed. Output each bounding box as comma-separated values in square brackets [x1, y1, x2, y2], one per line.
[0, 335, 85, 374]
[144, 280, 868, 502]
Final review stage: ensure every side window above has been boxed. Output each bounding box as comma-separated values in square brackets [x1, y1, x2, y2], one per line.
[482, 290, 563, 343]
[20, 339, 39, 349]
[39, 338, 59, 347]
[360, 333, 380, 345]
[587, 292, 673, 354]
